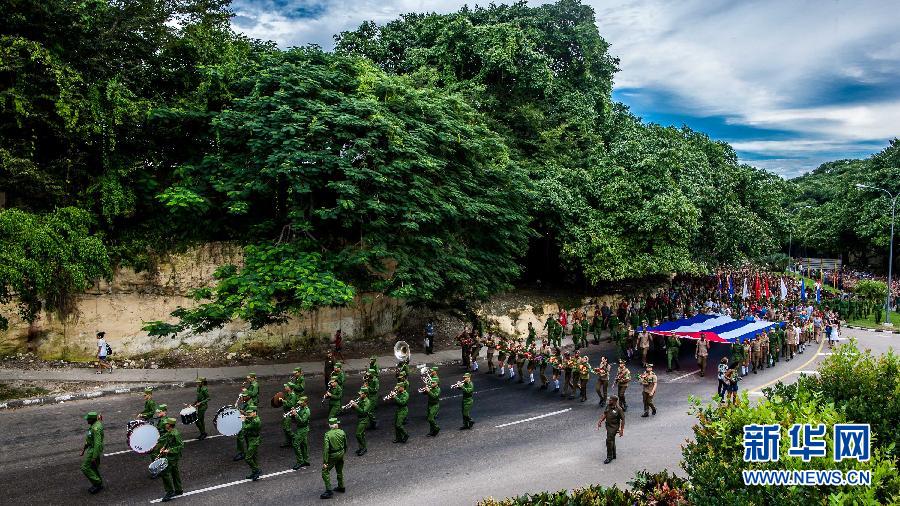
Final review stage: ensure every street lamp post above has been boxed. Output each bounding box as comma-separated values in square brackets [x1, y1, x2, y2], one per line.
[855, 183, 898, 325]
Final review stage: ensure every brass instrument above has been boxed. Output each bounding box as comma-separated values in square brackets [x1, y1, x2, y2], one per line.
[383, 387, 401, 401]
[321, 392, 329, 404]
[342, 396, 362, 411]
[450, 380, 464, 389]
[394, 341, 410, 362]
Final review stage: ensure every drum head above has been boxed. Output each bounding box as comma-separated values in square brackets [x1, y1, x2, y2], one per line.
[214, 407, 242, 436]
[180, 407, 196, 416]
[128, 423, 160, 454]
[149, 457, 168, 477]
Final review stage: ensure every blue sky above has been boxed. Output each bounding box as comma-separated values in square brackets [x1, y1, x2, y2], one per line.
[228, 0, 900, 178]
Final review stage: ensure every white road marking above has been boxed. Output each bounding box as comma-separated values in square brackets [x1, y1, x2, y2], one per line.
[790, 370, 820, 375]
[494, 408, 571, 428]
[149, 468, 297, 503]
[668, 370, 700, 382]
[105, 434, 224, 457]
[440, 386, 503, 401]
[817, 353, 834, 356]
[749, 391, 764, 397]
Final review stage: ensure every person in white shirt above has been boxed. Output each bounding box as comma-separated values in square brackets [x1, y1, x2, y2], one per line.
[96, 331, 113, 374]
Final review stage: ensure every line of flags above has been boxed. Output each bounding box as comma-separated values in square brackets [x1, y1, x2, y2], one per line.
[716, 274, 817, 302]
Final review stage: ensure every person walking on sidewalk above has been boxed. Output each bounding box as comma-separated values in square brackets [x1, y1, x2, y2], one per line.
[95, 332, 113, 374]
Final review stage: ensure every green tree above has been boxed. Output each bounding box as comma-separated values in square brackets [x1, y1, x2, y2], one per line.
[0, 207, 110, 330]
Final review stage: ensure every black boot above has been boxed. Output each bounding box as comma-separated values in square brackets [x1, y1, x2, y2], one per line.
[335, 486, 345, 493]
[233, 453, 245, 461]
[321, 490, 333, 499]
[161, 492, 175, 502]
[603, 457, 612, 464]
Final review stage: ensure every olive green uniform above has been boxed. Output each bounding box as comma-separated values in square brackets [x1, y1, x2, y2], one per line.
[354, 396, 373, 451]
[81, 420, 104, 487]
[291, 405, 311, 466]
[281, 391, 298, 445]
[394, 390, 409, 442]
[158, 428, 184, 495]
[461, 381, 474, 428]
[327, 383, 343, 420]
[322, 427, 348, 491]
[195, 385, 209, 435]
[242, 414, 261, 475]
[641, 372, 657, 415]
[140, 398, 158, 420]
[245, 380, 259, 406]
[603, 404, 624, 461]
[426, 383, 441, 435]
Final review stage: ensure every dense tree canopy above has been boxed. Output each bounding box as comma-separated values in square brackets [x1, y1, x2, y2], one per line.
[5, 0, 885, 332]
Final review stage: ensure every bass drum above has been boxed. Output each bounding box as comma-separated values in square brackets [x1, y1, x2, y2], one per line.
[180, 406, 198, 425]
[149, 457, 168, 478]
[214, 406, 242, 436]
[127, 420, 160, 454]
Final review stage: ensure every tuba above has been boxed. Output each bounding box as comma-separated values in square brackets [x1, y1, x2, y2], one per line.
[394, 341, 410, 362]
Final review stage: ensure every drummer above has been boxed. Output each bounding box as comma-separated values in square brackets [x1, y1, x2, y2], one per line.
[137, 387, 157, 420]
[233, 389, 250, 461]
[153, 404, 168, 431]
[193, 377, 209, 440]
[157, 417, 184, 502]
[245, 373, 259, 406]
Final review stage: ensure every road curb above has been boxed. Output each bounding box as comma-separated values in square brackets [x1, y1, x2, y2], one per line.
[0, 357, 467, 411]
[844, 324, 900, 334]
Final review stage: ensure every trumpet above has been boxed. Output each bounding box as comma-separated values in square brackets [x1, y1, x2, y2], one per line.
[450, 380, 464, 389]
[321, 392, 330, 404]
[283, 406, 299, 419]
[383, 387, 400, 401]
[342, 396, 362, 411]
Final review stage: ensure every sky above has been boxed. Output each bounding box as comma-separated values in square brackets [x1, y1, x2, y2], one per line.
[228, 0, 900, 178]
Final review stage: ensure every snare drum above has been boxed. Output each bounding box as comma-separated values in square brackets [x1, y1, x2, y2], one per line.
[126, 420, 160, 454]
[149, 457, 168, 478]
[180, 406, 198, 425]
[214, 405, 242, 436]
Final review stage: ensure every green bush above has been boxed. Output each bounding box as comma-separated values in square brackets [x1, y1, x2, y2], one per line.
[477, 470, 688, 505]
[853, 280, 888, 305]
[683, 388, 900, 505]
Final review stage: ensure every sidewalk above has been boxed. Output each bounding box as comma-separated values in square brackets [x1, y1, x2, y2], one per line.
[0, 335, 577, 409]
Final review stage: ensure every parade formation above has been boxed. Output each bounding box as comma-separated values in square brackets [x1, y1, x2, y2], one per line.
[71, 270, 858, 501]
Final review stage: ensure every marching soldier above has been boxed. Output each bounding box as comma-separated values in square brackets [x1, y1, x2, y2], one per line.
[157, 417, 184, 502]
[760, 332, 770, 368]
[233, 389, 250, 461]
[325, 378, 343, 420]
[485, 334, 496, 374]
[596, 396, 624, 464]
[460, 373, 474, 429]
[614, 359, 630, 412]
[639, 364, 657, 417]
[242, 404, 262, 481]
[366, 359, 380, 429]
[324, 351, 335, 387]
[290, 396, 311, 469]
[515, 348, 526, 384]
[578, 356, 590, 402]
[245, 372, 259, 406]
[281, 383, 299, 448]
[593, 356, 610, 406]
[353, 390, 372, 456]
[292, 367, 306, 395]
[137, 387, 157, 420]
[153, 404, 169, 432]
[526, 321, 537, 348]
[194, 377, 209, 439]
[665, 334, 681, 372]
[538, 343, 549, 389]
[571, 319, 583, 350]
[695, 334, 709, 377]
[561, 352, 573, 398]
[614, 324, 628, 361]
[320, 418, 348, 499]
[334, 362, 346, 388]
[424, 377, 441, 437]
[392, 384, 410, 443]
[638, 325, 651, 367]
[81, 411, 104, 494]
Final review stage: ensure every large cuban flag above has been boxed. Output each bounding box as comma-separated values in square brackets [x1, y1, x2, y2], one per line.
[649, 313, 785, 344]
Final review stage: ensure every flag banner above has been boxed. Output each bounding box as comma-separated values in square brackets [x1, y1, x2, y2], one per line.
[649, 314, 785, 343]
[780, 278, 788, 300]
[742, 278, 749, 300]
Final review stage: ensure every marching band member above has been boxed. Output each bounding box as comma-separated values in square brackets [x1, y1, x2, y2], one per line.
[320, 418, 348, 499]
[157, 417, 184, 502]
[365, 360, 380, 430]
[233, 389, 250, 461]
[422, 377, 441, 437]
[290, 396, 311, 469]
[352, 390, 372, 456]
[81, 411, 104, 494]
[459, 373, 475, 429]
[280, 383, 299, 448]
[137, 387, 157, 420]
[194, 377, 209, 439]
[325, 378, 343, 420]
[485, 333, 496, 374]
[391, 384, 410, 443]
[245, 372, 259, 407]
[639, 364, 658, 417]
[241, 404, 262, 481]
[291, 367, 306, 396]
[614, 359, 630, 412]
[593, 356, 610, 406]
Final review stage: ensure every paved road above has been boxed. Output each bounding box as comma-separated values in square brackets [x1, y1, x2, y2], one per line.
[1, 328, 894, 505]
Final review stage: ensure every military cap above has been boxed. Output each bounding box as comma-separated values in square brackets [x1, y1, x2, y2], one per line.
[293, 367, 302, 373]
[164, 417, 177, 425]
[463, 373, 471, 378]
[84, 411, 99, 420]
[328, 417, 340, 425]
[156, 404, 168, 411]
[247, 372, 257, 378]
[298, 396, 308, 403]
[197, 377, 206, 382]
[144, 387, 154, 393]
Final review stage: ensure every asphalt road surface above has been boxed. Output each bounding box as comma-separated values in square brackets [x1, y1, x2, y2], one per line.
[1, 328, 894, 505]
